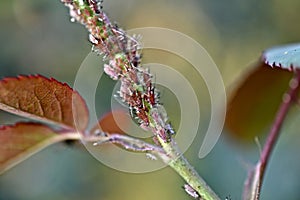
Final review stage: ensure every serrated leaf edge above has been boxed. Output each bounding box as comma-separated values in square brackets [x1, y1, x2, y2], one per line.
[0, 74, 89, 131]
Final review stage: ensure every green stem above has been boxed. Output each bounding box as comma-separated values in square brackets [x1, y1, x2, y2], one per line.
[60, 1, 220, 198]
[158, 137, 220, 200]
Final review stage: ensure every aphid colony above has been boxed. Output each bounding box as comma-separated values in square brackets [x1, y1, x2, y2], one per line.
[61, 0, 175, 142]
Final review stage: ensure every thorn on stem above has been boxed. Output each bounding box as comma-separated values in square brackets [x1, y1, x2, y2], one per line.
[225, 195, 232, 200]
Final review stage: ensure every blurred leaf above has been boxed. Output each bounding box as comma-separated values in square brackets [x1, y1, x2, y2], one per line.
[225, 62, 293, 142]
[263, 43, 300, 70]
[0, 75, 89, 131]
[0, 122, 80, 174]
[91, 110, 130, 134]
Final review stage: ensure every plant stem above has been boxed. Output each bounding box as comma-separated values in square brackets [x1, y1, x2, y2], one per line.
[82, 133, 169, 161]
[158, 137, 220, 200]
[244, 69, 300, 200]
[60, 1, 220, 198]
[85, 132, 220, 199]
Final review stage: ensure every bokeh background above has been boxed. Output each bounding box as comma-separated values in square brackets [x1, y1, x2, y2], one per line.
[1, 0, 300, 199]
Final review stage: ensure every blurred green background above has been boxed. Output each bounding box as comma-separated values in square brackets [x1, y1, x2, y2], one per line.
[1, 0, 300, 199]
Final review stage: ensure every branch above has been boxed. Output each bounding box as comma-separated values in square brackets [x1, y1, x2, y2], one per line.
[85, 133, 170, 163]
[60, 1, 220, 199]
[243, 69, 300, 200]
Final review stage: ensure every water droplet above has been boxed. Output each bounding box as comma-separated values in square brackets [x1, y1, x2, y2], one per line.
[70, 17, 75, 22]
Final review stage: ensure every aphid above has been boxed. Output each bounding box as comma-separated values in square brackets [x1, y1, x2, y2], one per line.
[165, 123, 175, 136]
[93, 129, 108, 137]
[136, 109, 149, 126]
[129, 106, 137, 120]
[104, 63, 119, 80]
[89, 34, 99, 45]
[147, 84, 157, 106]
[87, 0, 102, 14]
[183, 184, 200, 199]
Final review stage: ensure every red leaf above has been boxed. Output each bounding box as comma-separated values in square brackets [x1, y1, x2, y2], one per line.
[0, 75, 89, 131]
[225, 62, 293, 142]
[91, 110, 130, 134]
[0, 122, 80, 174]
